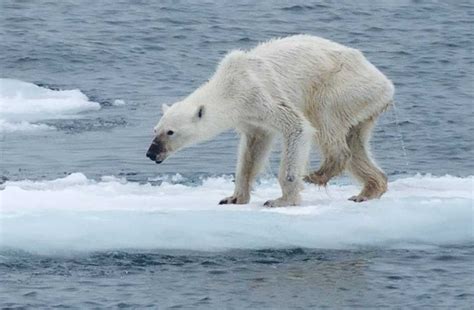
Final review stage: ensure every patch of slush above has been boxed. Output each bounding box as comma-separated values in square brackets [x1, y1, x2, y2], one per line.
[0, 78, 100, 132]
[0, 119, 55, 132]
[0, 174, 472, 253]
[113, 99, 126, 106]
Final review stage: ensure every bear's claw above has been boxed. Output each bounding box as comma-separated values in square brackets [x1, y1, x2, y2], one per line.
[263, 198, 298, 208]
[219, 195, 249, 205]
[263, 200, 273, 207]
[304, 172, 329, 186]
[348, 195, 368, 203]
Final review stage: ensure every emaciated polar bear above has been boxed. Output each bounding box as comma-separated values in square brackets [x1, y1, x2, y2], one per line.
[146, 35, 394, 207]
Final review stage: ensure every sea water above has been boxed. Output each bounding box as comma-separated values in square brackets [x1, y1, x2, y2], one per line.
[1, 1, 473, 308]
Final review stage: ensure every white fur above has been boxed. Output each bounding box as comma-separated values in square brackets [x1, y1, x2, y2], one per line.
[152, 35, 394, 206]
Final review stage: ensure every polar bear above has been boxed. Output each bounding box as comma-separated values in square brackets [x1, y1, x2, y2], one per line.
[146, 35, 394, 207]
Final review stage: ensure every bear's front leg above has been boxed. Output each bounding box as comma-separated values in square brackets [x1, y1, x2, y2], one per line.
[219, 127, 274, 205]
[264, 121, 311, 207]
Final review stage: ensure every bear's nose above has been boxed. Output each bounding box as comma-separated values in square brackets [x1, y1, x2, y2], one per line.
[147, 139, 165, 163]
[146, 151, 156, 161]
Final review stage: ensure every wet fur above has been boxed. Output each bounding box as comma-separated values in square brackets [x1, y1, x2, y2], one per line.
[153, 35, 394, 207]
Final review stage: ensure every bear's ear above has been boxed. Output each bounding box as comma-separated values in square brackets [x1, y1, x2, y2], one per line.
[162, 103, 170, 114]
[197, 106, 204, 119]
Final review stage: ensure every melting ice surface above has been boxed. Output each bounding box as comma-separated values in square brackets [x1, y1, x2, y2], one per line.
[0, 78, 100, 132]
[0, 174, 472, 254]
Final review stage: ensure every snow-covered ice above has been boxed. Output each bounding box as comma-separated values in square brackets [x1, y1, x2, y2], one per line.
[0, 78, 100, 132]
[1, 173, 472, 253]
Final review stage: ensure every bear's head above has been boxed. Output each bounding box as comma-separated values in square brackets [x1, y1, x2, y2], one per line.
[146, 99, 228, 164]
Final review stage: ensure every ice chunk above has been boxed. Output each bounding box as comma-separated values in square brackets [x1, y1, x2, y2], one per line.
[0, 78, 100, 132]
[0, 174, 472, 253]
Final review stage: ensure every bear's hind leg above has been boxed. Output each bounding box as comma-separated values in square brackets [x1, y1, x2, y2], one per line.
[219, 127, 274, 205]
[346, 118, 387, 202]
[304, 132, 351, 187]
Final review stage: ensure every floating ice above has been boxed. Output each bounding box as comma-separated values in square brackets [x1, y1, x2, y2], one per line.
[113, 99, 126, 106]
[0, 119, 55, 133]
[0, 174, 472, 253]
[0, 78, 100, 132]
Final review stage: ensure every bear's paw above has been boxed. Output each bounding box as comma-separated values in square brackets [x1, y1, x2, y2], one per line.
[219, 195, 249, 205]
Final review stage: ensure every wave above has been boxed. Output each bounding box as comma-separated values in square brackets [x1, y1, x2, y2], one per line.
[0, 173, 472, 254]
[0, 78, 100, 132]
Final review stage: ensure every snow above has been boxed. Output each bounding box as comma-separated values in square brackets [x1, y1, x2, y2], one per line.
[1, 173, 472, 253]
[0, 78, 100, 132]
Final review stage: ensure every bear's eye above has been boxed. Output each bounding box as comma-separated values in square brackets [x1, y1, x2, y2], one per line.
[167, 130, 174, 136]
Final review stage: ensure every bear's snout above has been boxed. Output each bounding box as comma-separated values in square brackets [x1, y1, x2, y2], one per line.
[146, 139, 167, 164]
[146, 151, 157, 162]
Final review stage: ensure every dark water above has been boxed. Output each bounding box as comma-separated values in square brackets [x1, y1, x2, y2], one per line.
[2, 247, 473, 309]
[1, 0, 473, 308]
[1, 0, 473, 182]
